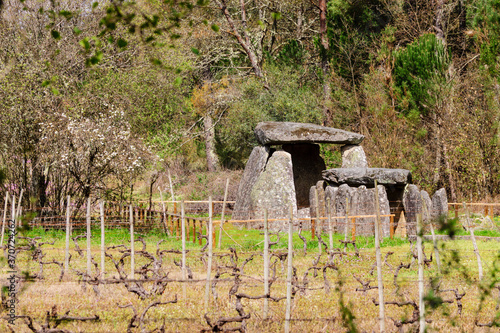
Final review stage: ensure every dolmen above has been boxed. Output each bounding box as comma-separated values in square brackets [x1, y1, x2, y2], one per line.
[233, 121, 448, 237]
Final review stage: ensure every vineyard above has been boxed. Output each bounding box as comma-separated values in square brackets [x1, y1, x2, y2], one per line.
[1, 199, 500, 332]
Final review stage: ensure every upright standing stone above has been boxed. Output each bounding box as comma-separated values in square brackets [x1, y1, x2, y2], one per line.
[377, 185, 391, 238]
[431, 188, 448, 222]
[250, 151, 297, 227]
[341, 145, 368, 168]
[403, 184, 422, 239]
[233, 146, 271, 220]
[333, 184, 355, 235]
[283, 144, 325, 208]
[421, 190, 432, 224]
[347, 185, 390, 237]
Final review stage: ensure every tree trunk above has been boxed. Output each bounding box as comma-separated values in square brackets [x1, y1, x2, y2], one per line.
[319, 0, 331, 125]
[204, 113, 220, 172]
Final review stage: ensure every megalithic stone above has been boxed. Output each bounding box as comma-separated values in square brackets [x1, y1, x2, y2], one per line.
[233, 146, 271, 220]
[431, 188, 448, 223]
[254, 121, 365, 145]
[250, 150, 297, 229]
[403, 184, 422, 239]
[341, 144, 368, 168]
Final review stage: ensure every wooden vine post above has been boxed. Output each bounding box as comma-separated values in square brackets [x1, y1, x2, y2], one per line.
[463, 202, 483, 280]
[374, 180, 385, 332]
[285, 204, 293, 333]
[417, 213, 425, 333]
[130, 205, 135, 279]
[64, 196, 71, 274]
[263, 209, 270, 320]
[181, 200, 187, 300]
[327, 197, 333, 251]
[100, 200, 105, 276]
[217, 178, 230, 249]
[0, 192, 8, 248]
[314, 187, 322, 255]
[204, 196, 214, 312]
[86, 196, 92, 276]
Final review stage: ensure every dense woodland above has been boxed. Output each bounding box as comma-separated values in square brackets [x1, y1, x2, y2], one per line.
[1, 0, 500, 208]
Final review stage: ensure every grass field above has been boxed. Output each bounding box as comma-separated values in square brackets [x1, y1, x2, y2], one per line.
[1, 224, 500, 332]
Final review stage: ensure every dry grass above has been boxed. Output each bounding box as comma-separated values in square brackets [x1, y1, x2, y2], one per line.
[1, 233, 500, 332]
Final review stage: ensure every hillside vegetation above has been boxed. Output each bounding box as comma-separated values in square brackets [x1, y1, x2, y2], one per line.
[1, 0, 499, 205]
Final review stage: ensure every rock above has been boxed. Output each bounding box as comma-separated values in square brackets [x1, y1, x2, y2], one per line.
[309, 181, 327, 232]
[403, 184, 422, 239]
[233, 146, 271, 220]
[325, 185, 338, 211]
[322, 167, 412, 186]
[283, 144, 326, 208]
[345, 185, 390, 237]
[431, 188, 448, 222]
[421, 190, 432, 224]
[254, 121, 364, 145]
[377, 185, 391, 238]
[250, 151, 297, 228]
[341, 145, 368, 168]
[332, 184, 355, 235]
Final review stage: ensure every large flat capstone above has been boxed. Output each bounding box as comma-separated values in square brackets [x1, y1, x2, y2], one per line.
[322, 168, 412, 186]
[254, 121, 365, 145]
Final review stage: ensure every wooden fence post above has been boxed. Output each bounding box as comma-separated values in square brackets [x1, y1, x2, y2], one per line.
[351, 217, 356, 241]
[390, 215, 394, 240]
[344, 198, 349, 241]
[217, 178, 230, 249]
[285, 204, 294, 333]
[130, 205, 135, 279]
[16, 189, 23, 227]
[0, 192, 9, 248]
[86, 196, 92, 277]
[374, 180, 385, 332]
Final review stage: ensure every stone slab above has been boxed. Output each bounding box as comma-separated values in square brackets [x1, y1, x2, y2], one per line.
[431, 188, 448, 222]
[254, 121, 364, 145]
[233, 146, 271, 220]
[322, 168, 412, 186]
[250, 150, 297, 227]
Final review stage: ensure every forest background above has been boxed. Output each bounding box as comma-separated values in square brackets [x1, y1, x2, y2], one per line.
[1, 0, 499, 209]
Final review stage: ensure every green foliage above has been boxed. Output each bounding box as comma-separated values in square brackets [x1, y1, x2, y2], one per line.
[393, 33, 450, 117]
[215, 65, 323, 168]
[469, 0, 500, 77]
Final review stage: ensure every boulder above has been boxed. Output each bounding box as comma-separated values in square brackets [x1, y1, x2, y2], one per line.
[254, 121, 364, 145]
[431, 188, 448, 222]
[283, 144, 325, 208]
[403, 184, 422, 239]
[322, 167, 412, 186]
[250, 150, 297, 228]
[341, 145, 368, 168]
[233, 146, 271, 220]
